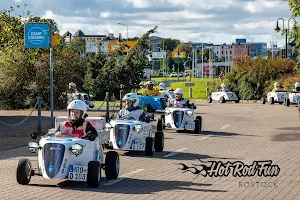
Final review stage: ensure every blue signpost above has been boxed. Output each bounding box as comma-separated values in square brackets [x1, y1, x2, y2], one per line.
[25, 23, 55, 128]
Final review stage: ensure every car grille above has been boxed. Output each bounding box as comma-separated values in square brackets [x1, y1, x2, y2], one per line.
[173, 111, 184, 128]
[115, 124, 130, 148]
[43, 143, 65, 178]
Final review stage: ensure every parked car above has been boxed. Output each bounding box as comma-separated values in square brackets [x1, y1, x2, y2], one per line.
[170, 72, 177, 77]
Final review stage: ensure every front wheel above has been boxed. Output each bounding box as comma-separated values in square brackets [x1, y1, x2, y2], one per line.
[193, 119, 201, 134]
[261, 97, 266, 104]
[154, 131, 164, 152]
[220, 96, 225, 103]
[207, 96, 212, 103]
[145, 137, 154, 156]
[196, 116, 202, 132]
[270, 97, 274, 104]
[87, 161, 101, 188]
[105, 151, 120, 179]
[16, 158, 32, 185]
[157, 118, 163, 132]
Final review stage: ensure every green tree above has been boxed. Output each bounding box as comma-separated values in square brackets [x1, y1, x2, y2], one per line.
[174, 42, 192, 56]
[83, 65, 94, 94]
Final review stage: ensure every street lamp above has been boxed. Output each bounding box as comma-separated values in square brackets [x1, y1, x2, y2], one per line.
[117, 22, 129, 55]
[275, 17, 297, 59]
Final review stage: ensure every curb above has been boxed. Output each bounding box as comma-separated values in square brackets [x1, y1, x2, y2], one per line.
[190, 99, 260, 104]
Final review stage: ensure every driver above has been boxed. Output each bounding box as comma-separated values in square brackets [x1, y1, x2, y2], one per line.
[220, 83, 228, 92]
[159, 82, 166, 91]
[169, 88, 190, 107]
[142, 81, 161, 96]
[272, 82, 284, 92]
[117, 93, 147, 121]
[55, 100, 97, 140]
[293, 82, 300, 92]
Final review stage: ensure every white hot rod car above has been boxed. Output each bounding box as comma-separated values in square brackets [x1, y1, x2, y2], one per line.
[207, 91, 240, 103]
[283, 91, 300, 106]
[157, 103, 202, 134]
[104, 115, 164, 156]
[16, 116, 119, 188]
[261, 91, 288, 104]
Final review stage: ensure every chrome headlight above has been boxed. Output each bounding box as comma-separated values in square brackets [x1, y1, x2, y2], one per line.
[28, 142, 39, 153]
[186, 110, 193, 117]
[71, 143, 83, 156]
[165, 109, 171, 115]
[135, 124, 143, 133]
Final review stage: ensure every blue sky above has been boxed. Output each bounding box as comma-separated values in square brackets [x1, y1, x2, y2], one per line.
[4, 0, 299, 47]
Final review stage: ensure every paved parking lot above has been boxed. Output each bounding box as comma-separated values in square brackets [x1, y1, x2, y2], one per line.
[1, 102, 300, 200]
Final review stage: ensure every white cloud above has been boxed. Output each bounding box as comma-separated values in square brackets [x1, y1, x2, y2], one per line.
[100, 12, 110, 18]
[125, 0, 151, 8]
[15, 0, 22, 3]
[244, 0, 281, 13]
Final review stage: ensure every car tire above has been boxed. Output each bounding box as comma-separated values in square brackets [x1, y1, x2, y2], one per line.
[157, 118, 163, 132]
[279, 102, 283, 105]
[105, 151, 120, 180]
[87, 161, 101, 188]
[286, 99, 290, 106]
[154, 131, 164, 152]
[16, 158, 32, 185]
[196, 116, 202, 132]
[220, 96, 225, 103]
[145, 137, 154, 156]
[160, 115, 166, 129]
[270, 97, 274, 105]
[193, 119, 201, 134]
[207, 96, 212, 103]
[261, 97, 266, 104]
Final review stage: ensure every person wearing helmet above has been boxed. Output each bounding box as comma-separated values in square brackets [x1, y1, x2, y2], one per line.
[159, 82, 166, 91]
[117, 93, 147, 121]
[169, 88, 190, 107]
[55, 100, 97, 140]
[272, 82, 284, 92]
[293, 82, 300, 92]
[142, 81, 161, 96]
[220, 83, 228, 92]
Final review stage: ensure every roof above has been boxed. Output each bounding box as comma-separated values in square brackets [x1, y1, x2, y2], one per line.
[63, 31, 72, 37]
[74, 30, 85, 37]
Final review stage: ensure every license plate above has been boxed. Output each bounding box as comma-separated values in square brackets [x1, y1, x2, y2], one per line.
[185, 122, 195, 130]
[68, 165, 87, 181]
[131, 140, 145, 150]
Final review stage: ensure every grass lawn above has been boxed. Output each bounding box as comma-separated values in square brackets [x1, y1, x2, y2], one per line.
[140, 78, 222, 99]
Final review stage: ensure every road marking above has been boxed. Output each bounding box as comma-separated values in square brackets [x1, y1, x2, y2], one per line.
[221, 124, 231, 130]
[198, 136, 210, 141]
[163, 148, 187, 158]
[103, 169, 145, 186]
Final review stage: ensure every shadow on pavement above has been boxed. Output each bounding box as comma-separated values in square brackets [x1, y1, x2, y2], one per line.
[277, 127, 300, 131]
[179, 130, 259, 137]
[122, 151, 235, 161]
[29, 178, 227, 194]
[271, 133, 300, 142]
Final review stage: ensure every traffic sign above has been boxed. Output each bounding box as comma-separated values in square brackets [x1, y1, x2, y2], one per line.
[25, 23, 52, 48]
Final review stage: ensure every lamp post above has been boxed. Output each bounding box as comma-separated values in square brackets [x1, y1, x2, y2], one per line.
[275, 17, 297, 59]
[117, 22, 129, 55]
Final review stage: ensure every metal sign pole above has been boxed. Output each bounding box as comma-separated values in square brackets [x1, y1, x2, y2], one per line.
[50, 46, 54, 128]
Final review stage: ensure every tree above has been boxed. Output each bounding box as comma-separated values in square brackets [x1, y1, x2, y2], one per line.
[83, 65, 94, 94]
[174, 43, 192, 56]
[27, 16, 59, 33]
[164, 38, 180, 52]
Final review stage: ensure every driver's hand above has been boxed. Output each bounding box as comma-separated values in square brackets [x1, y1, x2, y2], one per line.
[55, 131, 62, 137]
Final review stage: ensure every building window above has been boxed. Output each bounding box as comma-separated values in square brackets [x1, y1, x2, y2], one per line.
[217, 51, 219, 54]
[230, 51, 232, 54]
[222, 51, 223, 54]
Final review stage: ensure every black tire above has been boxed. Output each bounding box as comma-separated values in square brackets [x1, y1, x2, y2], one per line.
[220, 96, 225, 103]
[157, 118, 163, 132]
[193, 119, 201, 134]
[154, 131, 164, 152]
[270, 97, 274, 104]
[279, 102, 283, 105]
[160, 115, 166, 129]
[235, 98, 240, 103]
[286, 99, 290, 106]
[104, 143, 113, 149]
[261, 97, 266, 104]
[146, 104, 151, 112]
[145, 137, 154, 156]
[105, 151, 120, 180]
[196, 116, 202, 132]
[87, 161, 101, 188]
[16, 158, 32, 185]
[207, 96, 212, 103]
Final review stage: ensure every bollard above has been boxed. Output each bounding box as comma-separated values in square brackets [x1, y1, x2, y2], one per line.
[106, 92, 109, 121]
[206, 88, 209, 97]
[120, 90, 123, 109]
[189, 88, 192, 98]
[37, 97, 42, 136]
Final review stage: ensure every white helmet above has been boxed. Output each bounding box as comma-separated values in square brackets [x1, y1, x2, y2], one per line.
[295, 82, 300, 88]
[122, 93, 139, 107]
[274, 82, 281, 87]
[221, 83, 226, 88]
[174, 88, 184, 96]
[147, 81, 154, 85]
[67, 100, 87, 121]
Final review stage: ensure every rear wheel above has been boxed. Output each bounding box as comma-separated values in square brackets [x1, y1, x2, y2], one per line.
[270, 97, 274, 104]
[207, 96, 212, 103]
[220, 96, 225, 103]
[286, 99, 290, 106]
[145, 137, 154, 156]
[16, 158, 32, 185]
[160, 115, 166, 129]
[261, 97, 266, 104]
[87, 161, 101, 188]
[105, 151, 119, 179]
